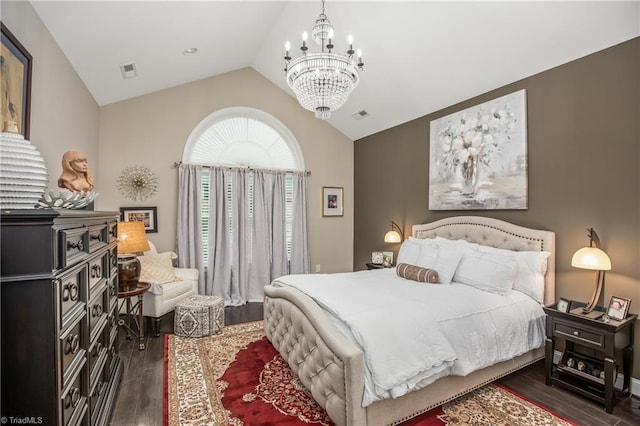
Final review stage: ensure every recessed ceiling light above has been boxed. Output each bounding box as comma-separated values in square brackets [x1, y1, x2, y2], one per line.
[183, 47, 198, 55]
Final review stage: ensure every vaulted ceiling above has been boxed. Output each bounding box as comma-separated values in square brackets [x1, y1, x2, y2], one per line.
[30, 1, 640, 141]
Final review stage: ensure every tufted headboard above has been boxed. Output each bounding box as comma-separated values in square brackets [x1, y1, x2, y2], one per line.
[413, 216, 556, 305]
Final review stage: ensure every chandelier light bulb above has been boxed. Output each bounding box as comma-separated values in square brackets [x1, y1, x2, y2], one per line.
[302, 32, 308, 42]
[285, 41, 291, 51]
[328, 28, 335, 39]
[357, 48, 362, 58]
[348, 34, 353, 44]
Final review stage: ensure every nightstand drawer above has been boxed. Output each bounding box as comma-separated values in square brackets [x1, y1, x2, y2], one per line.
[554, 320, 604, 348]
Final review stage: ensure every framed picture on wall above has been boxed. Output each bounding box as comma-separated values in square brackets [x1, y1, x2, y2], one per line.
[322, 186, 343, 217]
[429, 89, 527, 210]
[1, 22, 33, 139]
[120, 206, 158, 233]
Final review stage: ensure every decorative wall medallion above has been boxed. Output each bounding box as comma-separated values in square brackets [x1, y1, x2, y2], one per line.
[117, 165, 158, 201]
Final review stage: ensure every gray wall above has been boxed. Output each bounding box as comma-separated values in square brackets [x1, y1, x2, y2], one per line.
[355, 38, 640, 375]
[1, 2, 100, 192]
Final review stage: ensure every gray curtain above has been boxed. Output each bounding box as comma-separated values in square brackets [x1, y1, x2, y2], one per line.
[177, 164, 310, 305]
[176, 164, 205, 292]
[290, 172, 310, 274]
[250, 170, 288, 301]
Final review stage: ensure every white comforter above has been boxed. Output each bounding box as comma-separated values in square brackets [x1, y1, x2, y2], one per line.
[272, 268, 545, 406]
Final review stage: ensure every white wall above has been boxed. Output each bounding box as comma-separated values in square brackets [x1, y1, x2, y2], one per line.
[2, 1, 100, 191]
[98, 67, 354, 273]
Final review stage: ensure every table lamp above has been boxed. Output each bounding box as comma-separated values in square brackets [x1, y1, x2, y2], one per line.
[384, 221, 404, 243]
[117, 221, 150, 291]
[570, 228, 611, 318]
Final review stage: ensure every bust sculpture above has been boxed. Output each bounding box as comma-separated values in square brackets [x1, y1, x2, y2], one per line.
[58, 150, 95, 192]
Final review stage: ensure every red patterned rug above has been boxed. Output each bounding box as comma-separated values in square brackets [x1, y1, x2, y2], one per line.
[164, 321, 575, 425]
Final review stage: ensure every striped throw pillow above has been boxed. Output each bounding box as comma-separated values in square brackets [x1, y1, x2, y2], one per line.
[396, 263, 439, 284]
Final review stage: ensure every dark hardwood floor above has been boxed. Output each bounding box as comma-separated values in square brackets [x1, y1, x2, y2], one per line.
[110, 303, 639, 425]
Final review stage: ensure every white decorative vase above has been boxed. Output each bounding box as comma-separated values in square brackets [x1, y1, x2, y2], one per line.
[0, 129, 49, 209]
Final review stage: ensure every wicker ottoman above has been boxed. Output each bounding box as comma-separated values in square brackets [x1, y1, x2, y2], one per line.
[174, 295, 224, 337]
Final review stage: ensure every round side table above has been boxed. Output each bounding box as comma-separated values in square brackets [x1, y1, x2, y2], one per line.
[118, 281, 151, 350]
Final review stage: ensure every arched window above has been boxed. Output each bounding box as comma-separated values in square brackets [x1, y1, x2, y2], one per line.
[183, 106, 304, 170]
[182, 107, 305, 266]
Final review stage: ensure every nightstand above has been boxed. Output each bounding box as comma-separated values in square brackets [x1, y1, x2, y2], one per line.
[365, 262, 385, 270]
[543, 302, 636, 413]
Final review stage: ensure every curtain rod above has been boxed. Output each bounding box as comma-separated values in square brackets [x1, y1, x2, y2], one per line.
[173, 161, 311, 176]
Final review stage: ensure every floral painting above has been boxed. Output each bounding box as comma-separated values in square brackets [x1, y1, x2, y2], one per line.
[429, 89, 527, 210]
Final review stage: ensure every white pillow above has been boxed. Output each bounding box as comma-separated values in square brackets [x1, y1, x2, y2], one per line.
[397, 237, 432, 265]
[138, 252, 178, 284]
[433, 243, 464, 285]
[414, 242, 462, 285]
[453, 246, 517, 295]
[471, 243, 550, 303]
[439, 237, 550, 302]
[512, 251, 550, 303]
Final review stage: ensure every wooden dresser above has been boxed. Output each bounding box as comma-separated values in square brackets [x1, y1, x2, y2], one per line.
[1, 209, 123, 426]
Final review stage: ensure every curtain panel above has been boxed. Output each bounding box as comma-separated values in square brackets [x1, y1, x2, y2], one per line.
[177, 164, 309, 305]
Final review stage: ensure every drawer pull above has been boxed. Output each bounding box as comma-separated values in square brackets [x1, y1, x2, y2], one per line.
[65, 334, 80, 355]
[91, 233, 102, 242]
[67, 239, 84, 252]
[91, 264, 102, 278]
[62, 282, 79, 302]
[65, 387, 80, 408]
[93, 342, 102, 356]
[92, 304, 103, 317]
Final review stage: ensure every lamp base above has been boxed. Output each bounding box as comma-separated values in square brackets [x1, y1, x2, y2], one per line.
[570, 307, 604, 320]
[118, 255, 140, 292]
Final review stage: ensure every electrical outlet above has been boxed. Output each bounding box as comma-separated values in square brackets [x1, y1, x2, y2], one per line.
[315, 264, 321, 272]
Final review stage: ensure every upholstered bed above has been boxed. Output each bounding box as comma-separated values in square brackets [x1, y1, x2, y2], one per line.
[263, 216, 555, 426]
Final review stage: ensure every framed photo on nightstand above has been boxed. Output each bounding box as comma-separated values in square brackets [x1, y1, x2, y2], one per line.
[607, 296, 631, 321]
[556, 298, 570, 313]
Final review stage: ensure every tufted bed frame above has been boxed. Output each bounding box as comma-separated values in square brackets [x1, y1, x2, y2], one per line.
[263, 216, 555, 426]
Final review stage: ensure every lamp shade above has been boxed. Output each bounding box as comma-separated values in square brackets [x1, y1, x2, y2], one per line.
[117, 221, 150, 254]
[571, 247, 611, 271]
[384, 230, 402, 243]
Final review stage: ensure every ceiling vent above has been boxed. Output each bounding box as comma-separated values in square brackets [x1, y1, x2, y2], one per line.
[352, 110, 369, 120]
[120, 63, 137, 79]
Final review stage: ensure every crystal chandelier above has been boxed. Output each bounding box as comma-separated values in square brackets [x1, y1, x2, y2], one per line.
[284, 0, 364, 120]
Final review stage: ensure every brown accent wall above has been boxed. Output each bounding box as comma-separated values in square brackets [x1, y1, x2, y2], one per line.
[355, 38, 640, 374]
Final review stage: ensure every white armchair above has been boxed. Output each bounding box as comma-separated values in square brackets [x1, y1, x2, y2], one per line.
[141, 241, 199, 336]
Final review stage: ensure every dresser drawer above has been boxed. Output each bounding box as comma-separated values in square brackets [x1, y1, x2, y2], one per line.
[61, 364, 87, 426]
[88, 250, 108, 294]
[58, 227, 89, 269]
[88, 224, 108, 253]
[109, 246, 118, 278]
[89, 322, 109, 387]
[88, 284, 108, 343]
[107, 277, 118, 310]
[108, 222, 118, 244]
[60, 311, 86, 387]
[554, 319, 605, 348]
[59, 264, 87, 330]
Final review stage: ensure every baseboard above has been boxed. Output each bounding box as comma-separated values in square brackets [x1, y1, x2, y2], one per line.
[553, 350, 639, 396]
